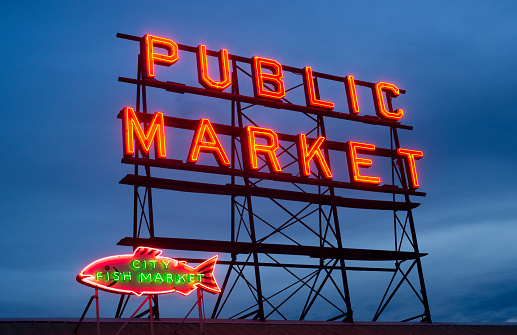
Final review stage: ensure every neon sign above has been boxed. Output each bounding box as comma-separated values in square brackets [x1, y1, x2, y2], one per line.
[77, 247, 220, 296]
[123, 107, 166, 158]
[303, 66, 335, 109]
[144, 34, 179, 78]
[297, 134, 333, 179]
[345, 75, 360, 114]
[112, 33, 430, 323]
[140, 35, 406, 121]
[117, 33, 425, 191]
[122, 109, 423, 188]
[252, 56, 286, 100]
[347, 141, 381, 185]
[374, 82, 404, 120]
[188, 118, 230, 167]
[197, 45, 231, 90]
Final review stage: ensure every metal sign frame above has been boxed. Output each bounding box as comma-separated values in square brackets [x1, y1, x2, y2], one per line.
[113, 33, 431, 323]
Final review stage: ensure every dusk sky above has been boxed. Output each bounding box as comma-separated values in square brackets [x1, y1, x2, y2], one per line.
[2, 1, 517, 323]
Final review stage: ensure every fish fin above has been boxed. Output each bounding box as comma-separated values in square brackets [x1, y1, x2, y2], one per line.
[195, 255, 220, 293]
[133, 246, 163, 257]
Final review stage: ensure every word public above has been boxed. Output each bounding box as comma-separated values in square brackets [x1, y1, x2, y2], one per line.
[144, 35, 403, 120]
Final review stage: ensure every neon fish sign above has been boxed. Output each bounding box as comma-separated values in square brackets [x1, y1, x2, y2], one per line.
[77, 247, 220, 296]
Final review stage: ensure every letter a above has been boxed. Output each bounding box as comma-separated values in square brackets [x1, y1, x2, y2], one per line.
[188, 118, 230, 166]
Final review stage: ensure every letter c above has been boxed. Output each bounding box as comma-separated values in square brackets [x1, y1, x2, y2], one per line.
[130, 260, 140, 270]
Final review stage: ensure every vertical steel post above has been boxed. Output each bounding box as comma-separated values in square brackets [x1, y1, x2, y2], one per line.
[212, 61, 238, 318]
[233, 61, 265, 321]
[114, 296, 151, 335]
[133, 54, 141, 245]
[197, 289, 205, 335]
[149, 295, 154, 335]
[314, 78, 353, 321]
[392, 127, 431, 322]
[95, 289, 100, 335]
[138, 44, 159, 320]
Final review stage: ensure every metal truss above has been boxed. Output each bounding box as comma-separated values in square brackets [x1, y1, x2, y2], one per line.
[370, 125, 431, 322]
[114, 55, 159, 320]
[114, 33, 431, 323]
[210, 63, 353, 321]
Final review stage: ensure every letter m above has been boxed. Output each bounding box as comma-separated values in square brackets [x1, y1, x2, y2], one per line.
[123, 107, 166, 158]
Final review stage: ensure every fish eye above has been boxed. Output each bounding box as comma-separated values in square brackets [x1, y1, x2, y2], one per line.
[105, 266, 110, 270]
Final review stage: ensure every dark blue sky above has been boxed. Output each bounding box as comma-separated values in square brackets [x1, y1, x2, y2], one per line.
[1, 1, 517, 322]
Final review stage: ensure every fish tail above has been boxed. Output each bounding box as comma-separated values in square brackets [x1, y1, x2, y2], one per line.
[195, 255, 220, 293]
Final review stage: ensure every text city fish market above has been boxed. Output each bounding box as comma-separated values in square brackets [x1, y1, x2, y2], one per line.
[94, 260, 204, 283]
[121, 35, 424, 188]
[95, 272, 204, 284]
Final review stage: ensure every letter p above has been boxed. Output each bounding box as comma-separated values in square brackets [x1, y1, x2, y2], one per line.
[144, 34, 179, 78]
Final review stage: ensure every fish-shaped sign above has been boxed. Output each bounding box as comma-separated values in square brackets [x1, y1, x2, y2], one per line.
[77, 246, 220, 296]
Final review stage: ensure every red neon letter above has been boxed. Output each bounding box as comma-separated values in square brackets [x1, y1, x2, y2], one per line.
[374, 82, 404, 120]
[188, 118, 230, 166]
[196, 45, 231, 90]
[347, 141, 380, 185]
[252, 57, 285, 100]
[297, 134, 332, 179]
[124, 107, 166, 158]
[397, 148, 423, 188]
[246, 126, 281, 172]
[345, 75, 360, 114]
[303, 67, 334, 109]
[144, 35, 179, 78]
